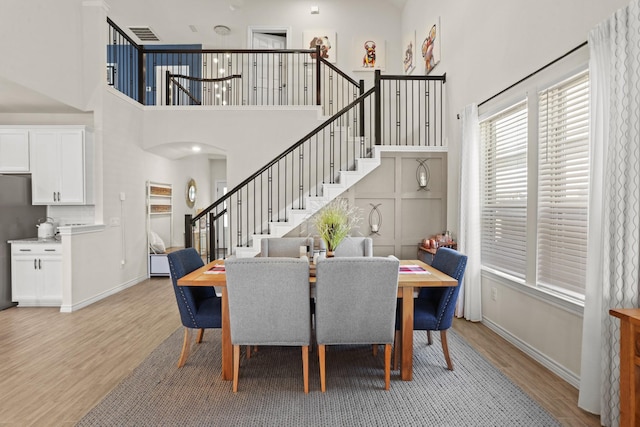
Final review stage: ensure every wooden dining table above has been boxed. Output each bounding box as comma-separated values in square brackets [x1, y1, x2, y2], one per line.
[178, 258, 457, 381]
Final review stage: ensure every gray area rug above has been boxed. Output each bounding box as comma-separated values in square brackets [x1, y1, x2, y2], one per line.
[77, 328, 560, 426]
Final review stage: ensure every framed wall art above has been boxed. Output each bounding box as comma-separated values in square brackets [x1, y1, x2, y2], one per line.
[352, 36, 385, 71]
[402, 31, 416, 75]
[303, 30, 337, 63]
[420, 17, 441, 74]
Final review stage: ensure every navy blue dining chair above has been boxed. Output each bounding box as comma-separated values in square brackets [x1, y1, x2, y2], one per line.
[167, 248, 222, 368]
[395, 247, 467, 371]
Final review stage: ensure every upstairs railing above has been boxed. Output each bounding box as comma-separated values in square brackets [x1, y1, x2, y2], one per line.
[107, 18, 361, 115]
[186, 71, 447, 261]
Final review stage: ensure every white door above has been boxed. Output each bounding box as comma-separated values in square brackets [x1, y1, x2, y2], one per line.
[155, 65, 190, 105]
[251, 32, 287, 105]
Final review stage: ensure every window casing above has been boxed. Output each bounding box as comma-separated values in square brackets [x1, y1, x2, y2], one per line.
[479, 69, 590, 300]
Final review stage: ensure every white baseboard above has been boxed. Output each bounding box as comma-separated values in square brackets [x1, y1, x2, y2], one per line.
[59, 274, 148, 313]
[481, 317, 580, 389]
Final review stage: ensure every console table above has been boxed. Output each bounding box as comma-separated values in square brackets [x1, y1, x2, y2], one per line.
[417, 242, 457, 265]
[609, 308, 640, 426]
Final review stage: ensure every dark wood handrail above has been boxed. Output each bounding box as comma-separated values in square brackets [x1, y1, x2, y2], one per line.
[143, 48, 318, 55]
[318, 57, 361, 87]
[170, 73, 241, 83]
[191, 86, 376, 223]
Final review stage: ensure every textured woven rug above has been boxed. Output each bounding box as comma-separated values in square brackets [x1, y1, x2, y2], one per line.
[77, 328, 560, 426]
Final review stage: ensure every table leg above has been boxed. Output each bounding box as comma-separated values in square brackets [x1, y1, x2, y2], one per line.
[221, 288, 232, 381]
[401, 286, 414, 381]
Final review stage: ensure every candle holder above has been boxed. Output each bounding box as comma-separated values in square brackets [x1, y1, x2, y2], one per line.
[416, 158, 431, 191]
[369, 203, 382, 235]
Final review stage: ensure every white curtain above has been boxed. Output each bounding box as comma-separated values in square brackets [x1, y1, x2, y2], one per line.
[579, 1, 640, 425]
[457, 104, 482, 321]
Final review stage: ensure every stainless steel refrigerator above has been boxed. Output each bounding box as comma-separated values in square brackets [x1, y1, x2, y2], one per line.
[0, 175, 46, 310]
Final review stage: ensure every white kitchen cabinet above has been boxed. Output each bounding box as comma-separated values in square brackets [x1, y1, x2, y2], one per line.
[0, 129, 29, 172]
[30, 127, 93, 205]
[10, 242, 62, 307]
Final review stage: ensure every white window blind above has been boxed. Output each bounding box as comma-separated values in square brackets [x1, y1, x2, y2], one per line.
[537, 71, 589, 295]
[480, 102, 528, 279]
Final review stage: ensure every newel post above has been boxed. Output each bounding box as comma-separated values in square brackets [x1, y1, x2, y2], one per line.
[184, 214, 193, 248]
[374, 69, 382, 145]
[315, 45, 322, 106]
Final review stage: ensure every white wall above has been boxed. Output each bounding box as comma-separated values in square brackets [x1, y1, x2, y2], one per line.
[402, 0, 631, 384]
[0, 0, 85, 109]
[142, 107, 324, 188]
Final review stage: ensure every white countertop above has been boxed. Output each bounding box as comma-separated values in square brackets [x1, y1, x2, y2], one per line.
[57, 224, 105, 235]
[8, 237, 61, 244]
[8, 224, 106, 244]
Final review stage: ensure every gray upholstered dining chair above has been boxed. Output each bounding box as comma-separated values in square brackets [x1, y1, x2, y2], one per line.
[167, 248, 222, 368]
[333, 236, 373, 257]
[261, 236, 317, 326]
[314, 256, 400, 391]
[224, 257, 312, 393]
[260, 236, 314, 258]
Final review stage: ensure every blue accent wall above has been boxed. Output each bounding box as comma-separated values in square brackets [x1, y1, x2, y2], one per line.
[144, 45, 202, 105]
[106, 44, 202, 105]
[107, 44, 140, 101]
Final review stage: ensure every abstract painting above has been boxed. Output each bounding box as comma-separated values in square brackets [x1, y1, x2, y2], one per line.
[402, 31, 416, 74]
[421, 18, 441, 74]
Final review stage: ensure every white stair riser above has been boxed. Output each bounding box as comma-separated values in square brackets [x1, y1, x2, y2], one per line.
[232, 149, 382, 256]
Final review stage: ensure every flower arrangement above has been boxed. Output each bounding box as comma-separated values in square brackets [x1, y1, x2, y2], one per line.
[312, 199, 362, 252]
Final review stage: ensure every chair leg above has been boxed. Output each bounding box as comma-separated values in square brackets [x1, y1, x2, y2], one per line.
[318, 344, 326, 392]
[393, 330, 401, 370]
[196, 328, 205, 343]
[232, 345, 240, 392]
[427, 330, 433, 345]
[302, 345, 309, 394]
[384, 344, 391, 390]
[441, 330, 454, 371]
[246, 345, 252, 359]
[372, 344, 378, 357]
[177, 327, 192, 368]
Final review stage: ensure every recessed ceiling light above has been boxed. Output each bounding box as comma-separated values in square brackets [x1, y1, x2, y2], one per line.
[311, 6, 319, 14]
[192, 146, 201, 152]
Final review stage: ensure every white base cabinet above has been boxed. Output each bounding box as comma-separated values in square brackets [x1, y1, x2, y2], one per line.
[11, 242, 62, 307]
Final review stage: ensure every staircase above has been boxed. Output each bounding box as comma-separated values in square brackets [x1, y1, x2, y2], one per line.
[105, 18, 447, 259]
[235, 149, 381, 257]
[186, 71, 447, 261]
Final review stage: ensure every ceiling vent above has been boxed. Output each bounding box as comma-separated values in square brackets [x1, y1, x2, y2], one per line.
[128, 26, 159, 42]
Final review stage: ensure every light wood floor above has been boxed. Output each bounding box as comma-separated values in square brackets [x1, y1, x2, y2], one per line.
[0, 278, 600, 427]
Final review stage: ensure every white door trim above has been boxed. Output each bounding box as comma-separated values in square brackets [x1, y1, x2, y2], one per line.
[247, 26, 291, 48]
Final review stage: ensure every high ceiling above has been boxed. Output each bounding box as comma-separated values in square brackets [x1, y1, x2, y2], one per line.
[106, 0, 406, 47]
[1, 0, 407, 159]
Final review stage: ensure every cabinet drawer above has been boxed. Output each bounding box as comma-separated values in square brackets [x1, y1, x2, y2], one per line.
[12, 244, 62, 256]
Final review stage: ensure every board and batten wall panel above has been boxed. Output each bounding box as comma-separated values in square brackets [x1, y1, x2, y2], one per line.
[292, 151, 447, 258]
